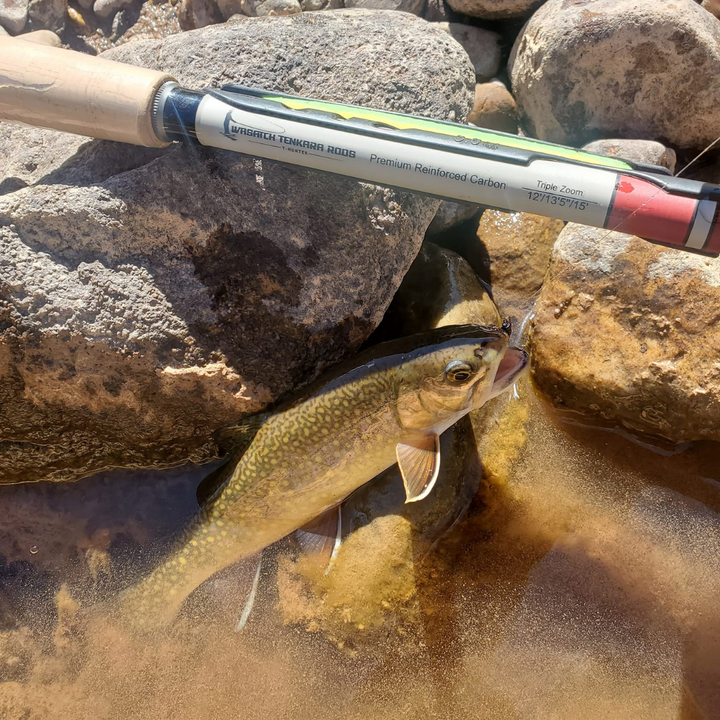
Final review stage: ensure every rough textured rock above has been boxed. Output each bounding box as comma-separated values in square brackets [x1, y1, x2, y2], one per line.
[467, 80, 519, 134]
[0, 12, 475, 485]
[509, 0, 720, 149]
[476, 210, 564, 318]
[0, 0, 28, 34]
[344, 0, 425, 15]
[582, 139, 677, 174]
[530, 229, 720, 442]
[27, 0, 65, 31]
[436, 22, 501, 79]
[445, 0, 543, 18]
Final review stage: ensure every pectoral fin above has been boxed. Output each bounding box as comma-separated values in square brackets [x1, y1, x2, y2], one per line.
[396, 433, 441, 503]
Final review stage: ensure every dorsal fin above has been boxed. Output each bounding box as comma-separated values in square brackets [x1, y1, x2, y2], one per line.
[196, 459, 236, 508]
[215, 412, 269, 456]
[197, 413, 269, 507]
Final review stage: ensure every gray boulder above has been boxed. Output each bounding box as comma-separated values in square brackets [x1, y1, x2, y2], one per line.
[509, 0, 720, 149]
[0, 11, 475, 484]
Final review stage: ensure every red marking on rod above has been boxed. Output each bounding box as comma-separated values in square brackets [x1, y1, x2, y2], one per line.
[607, 174, 697, 247]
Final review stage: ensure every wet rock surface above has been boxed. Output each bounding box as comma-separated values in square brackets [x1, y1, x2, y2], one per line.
[0, 12, 475, 484]
[509, 0, 720, 149]
[530, 229, 720, 442]
[476, 210, 564, 319]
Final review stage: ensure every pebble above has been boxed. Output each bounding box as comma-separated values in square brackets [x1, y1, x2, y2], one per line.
[20, 27, 61, 43]
[239, 0, 301, 14]
[702, 0, 720, 17]
[445, 0, 544, 18]
[0, 0, 29, 34]
[94, 0, 135, 19]
[27, 0, 66, 31]
[436, 22, 501, 79]
[467, 80, 518, 134]
[582, 139, 676, 174]
[178, 0, 222, 30]
[344, 0, 426, 15]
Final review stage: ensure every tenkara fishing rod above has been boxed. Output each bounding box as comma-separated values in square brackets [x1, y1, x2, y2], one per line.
[2, 36, 720, 255]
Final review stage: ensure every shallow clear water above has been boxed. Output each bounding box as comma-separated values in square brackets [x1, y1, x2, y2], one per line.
[1, 377, 719, 720]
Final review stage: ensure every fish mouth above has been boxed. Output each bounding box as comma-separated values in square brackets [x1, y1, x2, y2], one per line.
[488, 347, 529, 399]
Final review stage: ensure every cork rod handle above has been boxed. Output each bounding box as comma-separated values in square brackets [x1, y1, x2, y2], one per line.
[0, 37, 176, 147]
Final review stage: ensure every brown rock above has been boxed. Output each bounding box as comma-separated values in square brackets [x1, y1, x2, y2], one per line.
[178, 0, 221, 30]
[467, 80, 518, 134]
[445, 0, 544, 19]
[436, 21, 501, 79]
[530, 228, 720, 442]
[582, 139, 676, 174]
[702, 0, 720, 18]
[509, 0, 720, 149]
[477, 210, 564, 318]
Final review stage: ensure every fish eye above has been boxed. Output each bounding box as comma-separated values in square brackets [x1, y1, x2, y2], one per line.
[444, 360, 474, 383]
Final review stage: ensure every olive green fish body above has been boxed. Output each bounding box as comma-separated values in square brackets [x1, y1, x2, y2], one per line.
[120, 325, 520, 628]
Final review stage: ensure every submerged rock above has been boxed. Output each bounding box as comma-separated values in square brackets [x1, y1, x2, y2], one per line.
[0, 12, 475, 485]
[509, 0, 720, 148]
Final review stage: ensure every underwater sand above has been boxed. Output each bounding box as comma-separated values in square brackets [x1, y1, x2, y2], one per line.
[1, 380, 719, 720]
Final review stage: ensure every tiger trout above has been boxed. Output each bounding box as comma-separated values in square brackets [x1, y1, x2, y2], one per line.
[120, 324, 527, 629]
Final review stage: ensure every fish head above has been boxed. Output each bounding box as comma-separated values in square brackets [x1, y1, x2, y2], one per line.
[392, 324, 528, 432]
